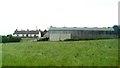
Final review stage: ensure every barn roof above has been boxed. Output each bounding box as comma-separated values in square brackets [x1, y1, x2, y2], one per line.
[49, 27, 115, 31]
[13, 30, 39, 34]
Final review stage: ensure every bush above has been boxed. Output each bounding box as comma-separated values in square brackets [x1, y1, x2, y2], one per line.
[37, 37, 49, 41]
[64, 38, 114, 41]
[64, 39, 80, 41]
[2, 35, 21, 43]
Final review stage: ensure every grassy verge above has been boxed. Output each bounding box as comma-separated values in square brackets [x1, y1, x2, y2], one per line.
[0, 43, 2, 67]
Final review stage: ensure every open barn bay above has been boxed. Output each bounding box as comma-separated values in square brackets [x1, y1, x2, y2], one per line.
[2, 39, 118, 66]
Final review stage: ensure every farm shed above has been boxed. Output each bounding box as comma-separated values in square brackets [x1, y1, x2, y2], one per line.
[49, 27, 117, 41]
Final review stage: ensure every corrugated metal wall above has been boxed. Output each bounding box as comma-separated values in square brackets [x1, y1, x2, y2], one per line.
[49, 30, 71, 41]
[49, 30, 117, 41]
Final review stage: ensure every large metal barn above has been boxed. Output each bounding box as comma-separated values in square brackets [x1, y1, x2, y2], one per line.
[49, 27, 117, 41]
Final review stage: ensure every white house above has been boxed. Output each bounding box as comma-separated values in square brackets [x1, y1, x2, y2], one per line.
[13, 29, 41, 38]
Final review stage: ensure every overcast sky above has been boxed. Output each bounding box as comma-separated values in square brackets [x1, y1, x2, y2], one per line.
[0, 0, 119, 35]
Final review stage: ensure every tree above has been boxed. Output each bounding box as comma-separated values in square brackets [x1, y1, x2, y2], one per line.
[41, 29, 48, 37]
[7, 34, 12, 38]
[113, 25, 120, 38]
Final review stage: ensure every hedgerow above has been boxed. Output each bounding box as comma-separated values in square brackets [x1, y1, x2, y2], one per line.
[2, 35, 21, 43]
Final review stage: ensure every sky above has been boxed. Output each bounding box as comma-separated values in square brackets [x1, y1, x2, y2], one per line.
[0, 0, 119, 35]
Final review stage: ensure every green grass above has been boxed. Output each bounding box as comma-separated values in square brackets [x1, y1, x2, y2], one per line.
[2, 39, 118, 66]
[0, 44, 2, 67]
[20, 38, 34, 42]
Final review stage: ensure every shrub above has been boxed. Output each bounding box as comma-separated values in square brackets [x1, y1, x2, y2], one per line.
[64, 39, 79, 41]
[64, 38, 114, 41]
[37, 37, 49, 41]
[2, 35, 21, 43]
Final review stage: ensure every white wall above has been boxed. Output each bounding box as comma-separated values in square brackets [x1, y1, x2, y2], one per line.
[13, 34, 22, 37]
[50, 33, 71, 41]
[50, 34, 60, 41]
[13, 34, 17, 36]
[13, 33, 41, 38]
[19, 34, 23, 37]
[38, 32, 41, 38]
[60, 33, 71, 40]
[27, 34, 31, 37]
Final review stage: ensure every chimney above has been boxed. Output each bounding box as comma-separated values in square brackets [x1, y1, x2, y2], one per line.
[27, 29, 29, 31]
[39, 29, 41, 31]
[36, 26, 38, 30]
[15, 29, 18, 31]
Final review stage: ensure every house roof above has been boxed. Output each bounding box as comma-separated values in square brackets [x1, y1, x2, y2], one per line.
[49, 27, 115, 31]
[13, 30, 39, 34]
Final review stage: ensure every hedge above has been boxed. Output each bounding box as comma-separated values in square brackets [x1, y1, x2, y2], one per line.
[64, 39, 80, 41]
[2, 35, 21, 43]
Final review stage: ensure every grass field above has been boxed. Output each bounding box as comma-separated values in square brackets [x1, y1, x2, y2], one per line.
[0, 44, 2, 67]
[2, 39, 118, 66]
